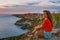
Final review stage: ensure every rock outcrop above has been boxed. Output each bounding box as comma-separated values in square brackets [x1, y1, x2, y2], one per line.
[13, 14, 43, 30]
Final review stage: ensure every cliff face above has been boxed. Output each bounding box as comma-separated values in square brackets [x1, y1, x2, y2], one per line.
[13, 14, 43, 30]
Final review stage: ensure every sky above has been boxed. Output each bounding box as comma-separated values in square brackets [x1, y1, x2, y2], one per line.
[0, 0, 60, 6]
[0, 0, 60, 14]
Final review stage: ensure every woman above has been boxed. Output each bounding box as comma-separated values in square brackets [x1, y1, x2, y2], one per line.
[28, 10, 53, 39]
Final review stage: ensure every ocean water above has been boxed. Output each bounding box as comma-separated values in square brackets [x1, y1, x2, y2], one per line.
[0, 14, 28, 38]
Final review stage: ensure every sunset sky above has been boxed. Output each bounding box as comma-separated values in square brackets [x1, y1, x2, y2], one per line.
[0, 0, 60, 6]
[0, 0, 60, 14]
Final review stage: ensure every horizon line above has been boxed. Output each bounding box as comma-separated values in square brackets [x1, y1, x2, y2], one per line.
[0, 12, 59, 14]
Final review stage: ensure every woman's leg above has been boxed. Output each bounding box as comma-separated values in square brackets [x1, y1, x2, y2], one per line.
[31, 27, 37, 34]
[35, 31, 39, 40]
[34, 29, 44, 40]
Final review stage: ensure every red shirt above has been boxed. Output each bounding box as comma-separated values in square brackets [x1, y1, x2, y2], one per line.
[42, 18, 52, 32]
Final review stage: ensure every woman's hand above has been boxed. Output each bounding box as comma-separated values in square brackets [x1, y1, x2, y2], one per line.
[27, 33, 33, 37]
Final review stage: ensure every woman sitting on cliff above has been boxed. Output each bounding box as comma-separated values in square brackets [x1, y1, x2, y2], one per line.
[28, 10, 53, 39]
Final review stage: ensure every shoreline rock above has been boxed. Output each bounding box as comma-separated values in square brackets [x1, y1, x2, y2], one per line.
[14, 14, 43, 30]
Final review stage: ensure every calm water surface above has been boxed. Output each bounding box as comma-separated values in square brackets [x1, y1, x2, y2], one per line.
[0, 14, 28, 38]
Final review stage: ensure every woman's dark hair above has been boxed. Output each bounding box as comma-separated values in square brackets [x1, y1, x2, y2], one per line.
[43, 10, 53, 26]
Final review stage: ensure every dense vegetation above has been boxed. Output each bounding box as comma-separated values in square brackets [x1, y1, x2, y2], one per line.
[52, 13, 60, 28]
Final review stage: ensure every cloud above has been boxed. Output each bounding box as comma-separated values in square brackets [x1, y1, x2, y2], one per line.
[0, 0, 60, 7]
[49, 0, 60, 6]
[27, 2, 39, 6]
[27, 1, 54, 6]
[0, 0, 40, 5]
[27, 0, 60, 6]
[0, 4, 14, 8]
[50, 0, 60, 3]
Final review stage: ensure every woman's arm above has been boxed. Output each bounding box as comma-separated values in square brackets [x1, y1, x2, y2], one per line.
[35, 25, 42, 30]
[31, 25, 43, 34]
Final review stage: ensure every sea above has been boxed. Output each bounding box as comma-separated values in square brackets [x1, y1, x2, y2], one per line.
[0, 14, 28, 38]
